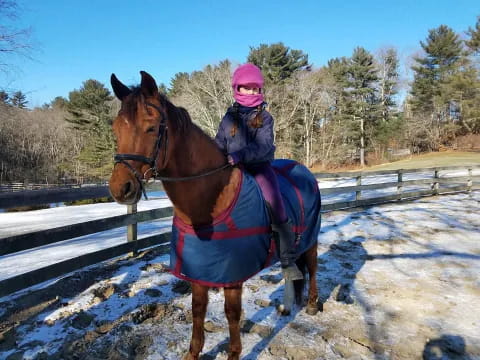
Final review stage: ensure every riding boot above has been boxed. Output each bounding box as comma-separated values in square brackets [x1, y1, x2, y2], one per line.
[271, 219, 303, 281]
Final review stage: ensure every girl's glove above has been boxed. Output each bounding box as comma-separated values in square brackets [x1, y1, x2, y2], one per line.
[227, 153, 240, 165]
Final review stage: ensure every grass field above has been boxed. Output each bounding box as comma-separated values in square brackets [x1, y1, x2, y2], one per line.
[365, 151, 480, 171]
[313, 151, 480, 173]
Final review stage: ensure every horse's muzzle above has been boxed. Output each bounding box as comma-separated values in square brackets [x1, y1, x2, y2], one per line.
[109, 171, 142, 205]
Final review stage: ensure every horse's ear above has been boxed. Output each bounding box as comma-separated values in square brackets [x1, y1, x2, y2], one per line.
[111, 74, 131, 101]
[140, 71, 158, 98]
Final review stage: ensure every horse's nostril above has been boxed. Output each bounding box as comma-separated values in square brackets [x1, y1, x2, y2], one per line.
[123, 180, 133, 197]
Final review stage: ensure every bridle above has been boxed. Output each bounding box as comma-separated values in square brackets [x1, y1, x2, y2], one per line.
[113, 101, 231, 200]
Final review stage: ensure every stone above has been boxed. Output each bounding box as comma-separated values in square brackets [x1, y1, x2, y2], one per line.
[172, 280, 191, 295]
[204, 321, 223, 333]
[144, 288, 162, 297]
[241, 319, 273, 338]
[71, 311, 95, 329]
[254, 299, 271, 308]
[93, 283, 116, 301]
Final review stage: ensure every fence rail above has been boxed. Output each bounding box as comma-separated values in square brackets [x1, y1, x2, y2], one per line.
[0, 165, 479, 298]
[0, 186, 111, 209]
[0, 182, 102, 193]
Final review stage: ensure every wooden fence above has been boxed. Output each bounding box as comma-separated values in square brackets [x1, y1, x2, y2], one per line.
[0, 165, 479, 298]
[0, 182, 88, 193]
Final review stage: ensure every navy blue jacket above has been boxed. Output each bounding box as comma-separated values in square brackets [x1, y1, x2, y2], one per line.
[215, 103, 275, 164]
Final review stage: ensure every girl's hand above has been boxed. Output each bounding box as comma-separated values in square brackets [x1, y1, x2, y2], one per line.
[227, 154, 239, 165]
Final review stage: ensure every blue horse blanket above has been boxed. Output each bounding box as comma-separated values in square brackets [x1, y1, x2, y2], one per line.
[170, 159, 321, 287]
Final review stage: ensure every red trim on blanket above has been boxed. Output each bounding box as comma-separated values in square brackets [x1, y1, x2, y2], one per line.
[172, 221, 271, 240]
[293, 225, 307, 233]
[224, 216, 237, 230]
[170, 267, 268, 288]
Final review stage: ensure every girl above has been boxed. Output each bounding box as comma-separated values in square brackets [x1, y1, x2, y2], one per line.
[215, 63, 303, 281]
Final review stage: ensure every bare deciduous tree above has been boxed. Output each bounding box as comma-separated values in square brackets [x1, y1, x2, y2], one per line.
[172, 60, 233, 136]
[0, 102, 79, 183]
[0, 0, 33, 73]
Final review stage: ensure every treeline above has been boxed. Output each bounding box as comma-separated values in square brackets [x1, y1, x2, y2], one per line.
[0, 81, 117, 183]
[1, 17, 479, 183]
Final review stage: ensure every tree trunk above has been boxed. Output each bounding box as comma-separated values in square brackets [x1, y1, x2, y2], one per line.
[360, 117, 365, 167]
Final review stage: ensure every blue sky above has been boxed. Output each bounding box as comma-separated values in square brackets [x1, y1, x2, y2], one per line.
[2, 0, 479, 107]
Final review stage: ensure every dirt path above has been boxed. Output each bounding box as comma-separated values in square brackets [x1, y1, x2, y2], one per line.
[1, 192, 479, 359]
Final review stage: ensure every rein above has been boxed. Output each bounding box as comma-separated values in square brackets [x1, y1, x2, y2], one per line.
[114, 101, 231, 200]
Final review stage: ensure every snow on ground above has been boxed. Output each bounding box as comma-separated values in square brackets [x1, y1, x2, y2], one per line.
[1, 190, 479, 359]
[1, 169, 478, 280]
[318, 168, 480, 204]
[0, 196, 172, 281]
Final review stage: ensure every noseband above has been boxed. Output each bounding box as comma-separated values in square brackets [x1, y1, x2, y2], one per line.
[114, 101, 230, 200]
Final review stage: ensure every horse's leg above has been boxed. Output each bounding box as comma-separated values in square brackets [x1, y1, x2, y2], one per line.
[224, 284, 243, 360]
[184, 283, 209, 360]
[304, 243, 321, 315]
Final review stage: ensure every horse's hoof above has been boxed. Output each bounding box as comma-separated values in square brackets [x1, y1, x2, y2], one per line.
[306, 305, 319, 316]
[227, 353, 240, 360]
[182, 352, 198, 360]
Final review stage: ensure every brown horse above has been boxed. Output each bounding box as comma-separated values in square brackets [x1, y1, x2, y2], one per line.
[109, 71, 321, 360]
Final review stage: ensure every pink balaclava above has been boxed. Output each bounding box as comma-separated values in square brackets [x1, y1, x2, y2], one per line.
[232, 63, 264, 107]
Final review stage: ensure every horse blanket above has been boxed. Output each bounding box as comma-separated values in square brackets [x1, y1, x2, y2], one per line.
[170, 159, 321, 287]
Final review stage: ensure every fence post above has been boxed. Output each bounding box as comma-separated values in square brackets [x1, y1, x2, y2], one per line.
[467, 167, 472, 192]
[397, 170, 403, 200]
[432, 169, 439, 195]
[127, 204, 138, 255]
[355, 175, 362, 203]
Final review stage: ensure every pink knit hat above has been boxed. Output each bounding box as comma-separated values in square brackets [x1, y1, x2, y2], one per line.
[232, 63, 264, 107]
[232, 63, 264, 89]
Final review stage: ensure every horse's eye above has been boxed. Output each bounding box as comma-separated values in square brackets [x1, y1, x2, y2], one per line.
[146, 126, 156, 134]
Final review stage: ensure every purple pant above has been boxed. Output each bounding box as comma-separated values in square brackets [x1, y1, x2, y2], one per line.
[245, 162, 288, 224]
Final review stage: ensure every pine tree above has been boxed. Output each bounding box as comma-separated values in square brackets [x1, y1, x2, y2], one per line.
[0, 90, 9, 104]
[410, 25, 463, 117]
[50, 96, 67, 109]
[65, 79, 114, 178]
[321, 58, 354, 159]
[466, 16, 480, 54]
[460, 15, 480, 133]
[442, 64, 480, 134]
[247, 42, 309, 84]
[439, 39, 480, 135]
[326, 57, 350, 116]
[346, 47, 380, 166]
[10, 90, 27, 108]
[376, 48, 399, 123]
[168, 72, 189, 97]
[371, 48, 403, 154]
[158, 83, 168, 95]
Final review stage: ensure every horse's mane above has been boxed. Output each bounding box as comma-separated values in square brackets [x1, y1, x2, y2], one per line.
[122, 86, 191, 134]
